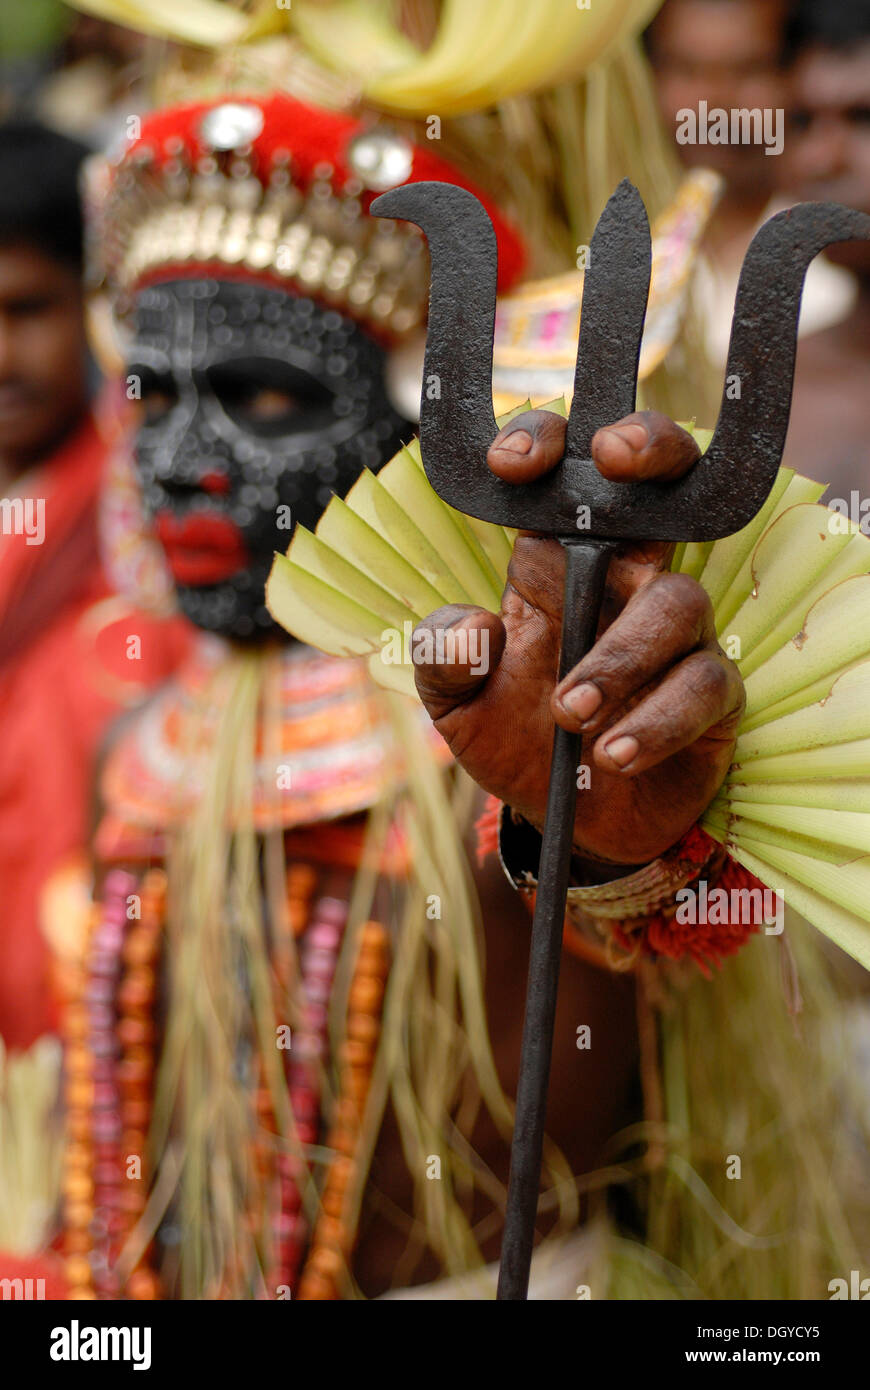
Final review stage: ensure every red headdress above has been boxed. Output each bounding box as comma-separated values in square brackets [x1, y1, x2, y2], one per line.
[88, 92, 526, 340]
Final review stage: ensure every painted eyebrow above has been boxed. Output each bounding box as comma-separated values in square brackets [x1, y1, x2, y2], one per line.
[204, 357, 334, 399]
[204, 348, 336, 378]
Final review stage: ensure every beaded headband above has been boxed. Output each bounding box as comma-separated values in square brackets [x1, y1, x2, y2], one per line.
[87, 92, 526, 340]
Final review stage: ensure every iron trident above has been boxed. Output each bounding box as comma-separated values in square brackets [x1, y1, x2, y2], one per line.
[372, 178, 870, 1300]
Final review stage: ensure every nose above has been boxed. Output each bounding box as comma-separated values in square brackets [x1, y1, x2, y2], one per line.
[0, 313, 16, 377]
[199, 471, 231, 496]
[152, 399, 232, 498]
[157, 468, 230, 500]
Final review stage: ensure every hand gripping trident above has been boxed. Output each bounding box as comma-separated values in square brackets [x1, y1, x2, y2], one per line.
[371, 179, 870, 1301]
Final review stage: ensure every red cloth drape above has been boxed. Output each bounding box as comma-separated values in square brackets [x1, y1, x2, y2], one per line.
[0, 413, 190, 1050]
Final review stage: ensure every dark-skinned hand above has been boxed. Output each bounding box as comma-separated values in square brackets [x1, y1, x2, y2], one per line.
[412, 408, 745, 868]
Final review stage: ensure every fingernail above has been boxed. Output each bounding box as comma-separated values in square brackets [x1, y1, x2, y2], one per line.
[602, 734, 639, 767]
[607, 423, 648, 452]
[495, 429, 533, 455]
[561, 682, 602, 721]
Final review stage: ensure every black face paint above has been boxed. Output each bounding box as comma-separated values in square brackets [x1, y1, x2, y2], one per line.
[128, 278, 410, 639]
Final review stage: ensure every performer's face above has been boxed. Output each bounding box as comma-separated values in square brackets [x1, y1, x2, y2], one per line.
[127, 278, 409, 638]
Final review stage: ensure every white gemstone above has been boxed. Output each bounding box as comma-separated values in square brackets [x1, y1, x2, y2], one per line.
[200, 103, 265, 152]
[347, 131, 413, 191]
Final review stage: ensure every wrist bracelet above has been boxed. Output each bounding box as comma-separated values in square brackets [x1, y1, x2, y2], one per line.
[494, 801, 719, 916]
[482, 798, 762, 974]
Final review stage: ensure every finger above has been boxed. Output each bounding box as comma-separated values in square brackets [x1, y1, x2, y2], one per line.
[589, 649, 744, 776]
[503, 533, 567, 624]
[592, 410, 700, 579]
[486, 409, 567, 484]
[591, 410, 701, 483]
[601, 538, 675, 606]
[412, 606, 506, 720]
[552, 572, 717, 732]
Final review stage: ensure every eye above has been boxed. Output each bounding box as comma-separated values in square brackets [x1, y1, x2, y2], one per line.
[130, 368, 178, 426]
[141, 388, 177, 424]
[215, 379, 300, 423]
[7, 294, 57, 318]
[655, 56, 704, 81]
[206, 357, 335, 436]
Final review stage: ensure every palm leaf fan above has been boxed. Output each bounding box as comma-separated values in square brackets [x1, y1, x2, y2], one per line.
[267, 410, 870, 975]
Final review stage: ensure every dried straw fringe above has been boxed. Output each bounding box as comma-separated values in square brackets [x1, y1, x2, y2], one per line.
[142, 650, 580, 1296]
[597, 926, 870, 1299]
[140, 646, 870, 1299]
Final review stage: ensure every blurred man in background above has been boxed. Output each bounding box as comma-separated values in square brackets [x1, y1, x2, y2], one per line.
[648, 0, 788, 219]
[0, 118, 100, 1052]
[782, 0, 870, 490]
[0, 120, 186, 1054]
[647, 0, 854, 362]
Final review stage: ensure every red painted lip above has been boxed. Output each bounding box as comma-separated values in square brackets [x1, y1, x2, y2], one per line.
[155, 511, 250, 586]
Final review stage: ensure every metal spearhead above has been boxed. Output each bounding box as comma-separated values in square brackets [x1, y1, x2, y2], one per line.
[372, 179, 870, 1300]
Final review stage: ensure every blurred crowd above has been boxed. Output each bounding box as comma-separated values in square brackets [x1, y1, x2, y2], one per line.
[645, 0, 870, 488]
[0, 0, 869, 1093]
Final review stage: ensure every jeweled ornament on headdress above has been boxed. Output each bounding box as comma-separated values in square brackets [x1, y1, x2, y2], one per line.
[199, 101, 265, 151]
[346, 130, 414, 192]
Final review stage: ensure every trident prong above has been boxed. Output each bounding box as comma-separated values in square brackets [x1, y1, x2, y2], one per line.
[373, 181, 870, 540]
